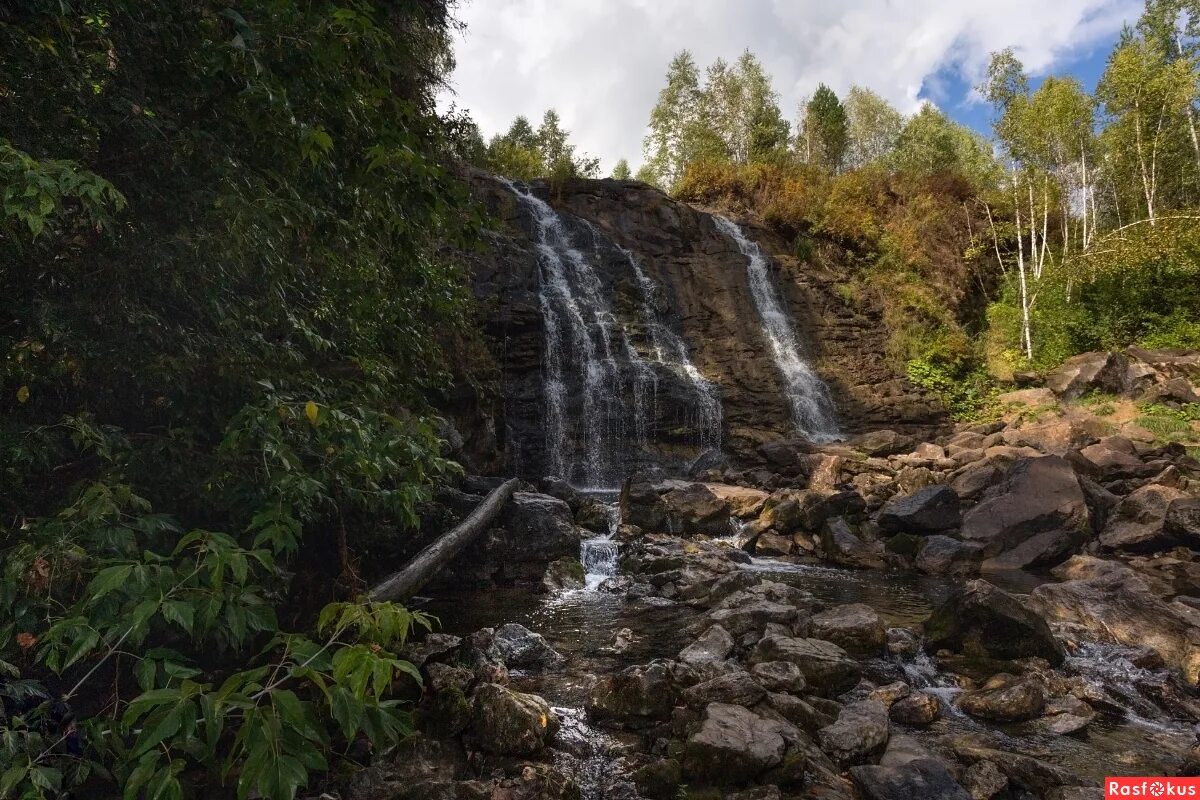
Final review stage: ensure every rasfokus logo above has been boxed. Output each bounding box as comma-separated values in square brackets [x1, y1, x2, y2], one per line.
[1107, 778, 1200, 797]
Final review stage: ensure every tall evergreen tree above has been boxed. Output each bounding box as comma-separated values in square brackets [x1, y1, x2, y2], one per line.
[611, 158, 632, 180]
[799, 84, 849, 171]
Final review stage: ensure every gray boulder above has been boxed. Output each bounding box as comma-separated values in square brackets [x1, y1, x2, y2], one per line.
[821, 517, 884, 569]
[1045, 351, 1131, 400]
[678, 624, 735, 666]
[1031, 556, 1200, 685]
[750, 635, 862, 697]
[587, 661, 679, 723]
[810, 603, 886, 657]
[662, 482, 730, 535]
[889, 693, 940, 726]
[750, 661, 807, 693]
[620, 480, 667, 530]
[1099, 482, 1188, 552]
[683, 703, 787, 784]
[470, 683, 558, 755]
[961, 456, 1089, 557]
[924, 579, 1065, 664]
[916, 535, 983, 577]
[878, 486, 962, 534]
[956, 673, 1046, 722]
[850, 759, 971, 800]
[683, 671, 766, 709]
[492, 623, 564, 670]
[1167, 498, 1200, 546]
[818, 699, 890, 764]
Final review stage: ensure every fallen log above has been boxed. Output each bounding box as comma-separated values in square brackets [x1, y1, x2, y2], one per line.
[369, 477, 519, 603]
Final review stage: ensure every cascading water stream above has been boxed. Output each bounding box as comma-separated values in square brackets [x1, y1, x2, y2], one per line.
[714, 215, 841, 441]
[579, 495, 620, 591]
[503, 178, 729, 484]
[621, 246, 723, 452]
[503, 179, 657, 487]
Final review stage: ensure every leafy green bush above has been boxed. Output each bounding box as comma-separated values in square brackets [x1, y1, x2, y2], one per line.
[906, 358, 1000, 421]
[1, 3, 471, 798]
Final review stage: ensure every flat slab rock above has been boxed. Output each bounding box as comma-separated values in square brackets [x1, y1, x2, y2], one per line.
[850, 758, 972, 800]
[683, 702, 787, 785]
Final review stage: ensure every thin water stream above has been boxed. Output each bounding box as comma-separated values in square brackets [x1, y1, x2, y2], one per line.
[714, 215, 841, 442]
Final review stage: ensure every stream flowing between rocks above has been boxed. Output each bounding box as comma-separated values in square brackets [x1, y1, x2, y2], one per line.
[415, 494, 1194, 799]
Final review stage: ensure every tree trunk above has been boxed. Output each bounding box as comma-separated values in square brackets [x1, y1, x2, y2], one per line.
[369, 478, 520, 603]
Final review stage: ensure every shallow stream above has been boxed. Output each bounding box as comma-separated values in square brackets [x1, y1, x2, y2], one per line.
[419, 494, 1195, 792]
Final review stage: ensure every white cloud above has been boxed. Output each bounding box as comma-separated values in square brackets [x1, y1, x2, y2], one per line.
[440, 0, 1140, 173]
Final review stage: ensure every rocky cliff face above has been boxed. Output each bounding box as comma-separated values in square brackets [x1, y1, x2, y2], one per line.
[449, 173, 944, 479]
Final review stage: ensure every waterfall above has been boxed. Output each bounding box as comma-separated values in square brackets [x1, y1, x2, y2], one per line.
[714, 216, 841, 441]
[621, 247, 723, 452]
[503, 179, 657, 487]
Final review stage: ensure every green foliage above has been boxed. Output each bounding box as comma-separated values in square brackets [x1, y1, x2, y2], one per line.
[611, 158, 633, 180]
[1137, 403, 1200, 443]
[799, 84, 849, 171]
[844, 86, 904, 169]
[1, 2, 470, 797]
[906, 358, 1001, 421]
[642, 49, 789, 191]
[482, 109, 599, 181]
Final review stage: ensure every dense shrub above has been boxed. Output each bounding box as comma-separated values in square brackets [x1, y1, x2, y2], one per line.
[0, 3, 473, 797]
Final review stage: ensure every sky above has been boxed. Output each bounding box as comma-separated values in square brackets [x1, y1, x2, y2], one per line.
[440, 0, 1143, 174]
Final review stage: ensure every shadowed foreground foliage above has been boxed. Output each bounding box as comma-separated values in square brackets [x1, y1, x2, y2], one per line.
[0, 2, 477, 797]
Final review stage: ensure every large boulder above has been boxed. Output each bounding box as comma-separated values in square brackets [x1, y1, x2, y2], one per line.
[587, 661, 679, 724]
[683, 671, 766, 709]
[620, 480, 667, 531]
[485, 492, 583, 585]
[956, 673, 1045, 722]
[708, 598, 803, 638]
[943, 734, 1079, 794]
[960, 456, 1089, 558]
[979, 527, 1089, 572]
[1126, 346, 1200, 382]
[821, 517, 884, 569]
[888, 693, 940, 726]
[750, 661, 807, 693]
[492, 623, 564, 670]
[915, 536, 983, 577]
[877, 486, 962, 534]
[810, 603, 886, 657]
[1099, 482, 1188, 552]
[1030, 556, 1200, 685]
[1078, 438, 1157, 481]
[470, 683, 558, 755]
[850, 759, 971, 800]
[749, 635, 862, 696]
[705, 483, 771, 517]
[924, 580, 1064, 664]
[853, 430, 916, 457]
[678, 624, 735, 666]
[818, 699, 890, 765]
[1167, 498, 1200, 546]
[542, 557, 585, 591]
[1045, 351, 1131, 400]
[662, 482, 730, 535]
[683, 703, 787, 784]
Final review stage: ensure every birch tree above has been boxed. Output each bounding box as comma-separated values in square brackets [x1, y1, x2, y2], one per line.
[1097, 36, 1195, 224]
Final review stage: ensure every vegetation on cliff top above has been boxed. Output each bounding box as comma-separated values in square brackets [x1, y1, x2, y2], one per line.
[1, 2, 476, 797]
[634, 1, 1200, 418]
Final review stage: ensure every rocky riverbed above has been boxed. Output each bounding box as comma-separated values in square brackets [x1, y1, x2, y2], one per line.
[335, 348, 1200, 800]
